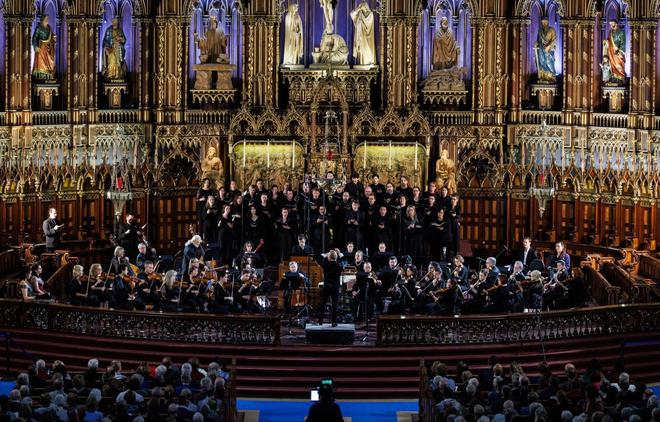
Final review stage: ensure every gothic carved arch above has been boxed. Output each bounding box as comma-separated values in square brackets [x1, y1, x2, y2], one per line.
[516, 0, 566, 17]
[350, 106, 378, 137]
[586, 0, 629, 17]
[229, 105, 258, 136]
[97, 0, 145, 16]
[281, 106, 310, 138]
[309, 77, 350, 113]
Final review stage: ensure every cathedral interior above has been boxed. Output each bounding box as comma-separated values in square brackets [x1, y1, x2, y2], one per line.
[0, 0, 659, 256]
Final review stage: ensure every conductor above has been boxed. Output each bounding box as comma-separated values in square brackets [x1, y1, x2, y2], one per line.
[317, 249, 343, 327]
[43, 208, 64, 251]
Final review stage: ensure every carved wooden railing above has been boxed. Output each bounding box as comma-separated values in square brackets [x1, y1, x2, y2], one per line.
[46, 260, 78, 299]
[427, 111, 473, 126]
[581, 263, 621, 306]
[376, 303, 660, 345]
[520, 110, 563, 125]
[225, 358, 238, 422]
[0, 299, 281, 345]
[639, 254, 660, 282]
[97, 109, 140, 124]
[186, 109, 232, 124]
[591, 112, 629, 128]
[31, 111, 69, 125]
[600, 261, 651, 304]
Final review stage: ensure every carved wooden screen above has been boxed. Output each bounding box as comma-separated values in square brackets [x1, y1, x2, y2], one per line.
[460, 197, 503, 252]
[22, 200, 37, 242]
[638, 205, 652, 244]
[3, 202, 19, 243]
[621, 203, 635, 240]
[150, 195, 197, 254]
[558, 200, 575, 241]
[510, 198, 530, 242]
[600, 203, 617, 245]
[81, 198, 99, 237]
[579, 201, 597, 243]
[58, 201, 76, 242]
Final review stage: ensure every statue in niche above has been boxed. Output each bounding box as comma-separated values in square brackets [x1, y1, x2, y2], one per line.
[602, 20, 626, 85]
[282, 3, 304, 66]
[350, 1, 376, 66]
[435, 149, 457, 194]
[533, 16, 557, 83]
[32, 15, 57, 81]
[201, 146, 225, 189]
[102, 17, 127, 81]
[318, 33, 350, 65]
[432, 16, 459, 70]
[320, 0, 334, 34]
[195, 16, 228, 64]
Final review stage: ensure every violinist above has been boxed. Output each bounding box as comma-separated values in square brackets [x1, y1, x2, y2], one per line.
[135, 242, 156, 271]
[542, 259, 569, 310]
[111, 264, 133, 310]
[160, 270, 181, 312]
[137, 261, 161, 310]
[234, 241, 265, 270]
[522, 270, 544, 310]
[452, 255, 469, 292]
[237, 269, 261, 313]
[548, 241, 571, 279]
[182, 235, 205, 277]
[352, 250, 366, 272]
[461, 269, 489, 314]
[67, 264, 86, 305]
[110, 246, 135, 277]
[483, 274, 509, 313]
[414, 265, 445, 314]
[88, 263, 106, 306]
[566, 267, 586, 308]
[507, 261, 526, 311]
[484, 257, 500, 286]
[281, 261, 308, 319]
[187, 265, 212, 313]
[428, 277, 459, 316]
[209, 271, 233, 314]
[29, 264, 50, 300]
[387, 265, 416, 315]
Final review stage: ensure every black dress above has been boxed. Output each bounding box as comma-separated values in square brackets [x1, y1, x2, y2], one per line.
[403, 216, 423, 258]
[429, 216, 453, 261]
[245, 215, 266, 246]
[275, 216, 297, 263]
[202, 206, 218, 243]
[196, 188, 215, 228]
[217, 215, 236, 265]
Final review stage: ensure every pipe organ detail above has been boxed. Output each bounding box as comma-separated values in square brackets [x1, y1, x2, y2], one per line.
[0, 0, 658, 254]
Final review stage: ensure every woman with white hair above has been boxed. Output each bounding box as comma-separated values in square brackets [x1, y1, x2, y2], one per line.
[182, 235, 205, 276]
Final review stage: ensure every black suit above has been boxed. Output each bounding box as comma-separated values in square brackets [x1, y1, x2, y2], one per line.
[291, 244, 314, 256]
[519, 248, 538, 269]
[42, 217, 62, 251]
[318, 259, 343, 324]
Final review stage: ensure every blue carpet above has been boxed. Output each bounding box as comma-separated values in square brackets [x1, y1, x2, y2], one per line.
[0, 380, 14, 397]
[238, 399, 417, 422]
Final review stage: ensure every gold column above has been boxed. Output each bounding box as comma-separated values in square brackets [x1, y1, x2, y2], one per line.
[6, 15, 32, 124]
[154, 16, 186, 123]
[628, 19, 655, 128]
[509, 17, 529, 123]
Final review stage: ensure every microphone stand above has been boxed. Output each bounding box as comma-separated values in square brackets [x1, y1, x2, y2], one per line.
[362, 275, 370, 343]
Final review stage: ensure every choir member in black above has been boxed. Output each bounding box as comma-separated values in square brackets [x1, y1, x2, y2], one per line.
[137, 261, 161, 311]
[566, 267, 586, 308]
[135, 242, 156, 271]
[518, 237, 538, 270]
[245, 205, 267, 248]
[352, 250, 366, 272]
[341, 242, 356, 266]
[256, 193, 273, 220]
[281, 261, 309, 319]
[352, 262, 378, 318]
[451, 255, 469, 292]
[428, 277, 459, 316]
[396, 176, 413, 201]
[333, 191, 352, 247]
[234, 241, 265, 269]
[483, 274, 509, 313]
[117, 214, 143, 261]
[383, 183, 399, 209]
[112, 264, 133, 310]
[361, 186, 374, 208]
[217, 186, 230, 206]
[548, 241, 571, 279]
[181, 235, 205, 276]
[371, 206, 392, 253]
[43, 207, 64, 252]
[160, 270, 181, 312]
[437, 186, 451, 210]
[429, 209, 453, 262]
[369, 174, 385, 203]
[228, 180, 241, 199]
[282, 190, 298, 221]
[343, 201, 364, 250]
[217, 205, 236, 265]
[410, 187, 424, 211]
[403, 206, 423, 259]
[231, 194, 247, 248]
[485, 257, 500, 286]
[243, 185, 258, 205]
[317, 249, 343, 326]
[110, 246, 135, 276]
[275, 208, 297, 263]
[196, 179, 215, 231]
[423, 194, 438, 222]
[543, 259, 569, 310]
[448, 195, 461, 257]
[310, 206, 331, 255]
[391, 195, 407, 254]
[255, 179, 268, 197]
[371, 242, 394, 272]
[423, 182, 440, 201]
[291, 234, 314, 256]
[66, 264, 87, 306]
[344, 173, 364, 201]
[202, 196, 218, 244]
[461, 269, 489, 314]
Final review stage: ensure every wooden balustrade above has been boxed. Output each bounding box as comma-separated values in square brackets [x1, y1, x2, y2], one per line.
[0, 299, 281, 345]
[376, 303, 660, 345]
[581, 262, 621, 306]
[639, 254, 660, 282]
[601, 262, 651, 304]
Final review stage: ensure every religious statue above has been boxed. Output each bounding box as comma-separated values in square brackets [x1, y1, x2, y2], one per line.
[201, 146, 225, 189]
[318, 33, 350, 65]
[195, 16, 228, 64]
[432, 17, 459, 70]
[32, 15, 56, 81]
[602, 20, 625, 85]
[435, 149, 457, 194]
[534, 17, 557, 83]
[320, 0, 334, 34]
[102, 17, 127, 81]
[283, 4, 304, 66]
[350, 1, 376, 66]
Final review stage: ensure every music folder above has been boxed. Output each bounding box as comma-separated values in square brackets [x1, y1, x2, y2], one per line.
[280, 272, 303, 290]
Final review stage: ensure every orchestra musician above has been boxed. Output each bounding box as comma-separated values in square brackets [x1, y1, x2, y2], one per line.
[29, 264, 50, 300]
[507, 261, 526, 312]
[281, 261, 309, 319]
[376, 256, 400, 314]
[451, 255, 469, 292]
[543, 259, 569, 310]
[181, 235, 205, 276]
[42, 207, 64, 252]
[234, 241, 264, 269]
[117, 214, 144, 261]
[413, 264, 445, 314]
[548, 241, 571, 279]
[160, 270, 181, 312]
[461, 268, 489, 314]
[352, 250, 366, 272]
[111, 264, 133, 310]
[427, 276, 459, 316]
[522, 270, 544, 311]
[483, 274, 509, 313]
[110, 246, 135, 277]
[518, 237, 538, 270]
[137, 261, 162, 311]
[484, 257, 500, 286]
[87, 263, 106, 306]
[386, 265, 416, 315]
[135, 242, 156, 271]
[237, 269, 261, 313]
[317, 249, 343, 326]
[66, 264, 86, 306]
[208, 271, 235, 314]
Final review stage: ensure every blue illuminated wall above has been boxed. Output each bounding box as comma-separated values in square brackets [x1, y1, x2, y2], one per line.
[98, 0, 135, 73]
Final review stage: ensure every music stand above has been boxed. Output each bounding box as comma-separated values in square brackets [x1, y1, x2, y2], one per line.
[355, 271, 375, 342]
